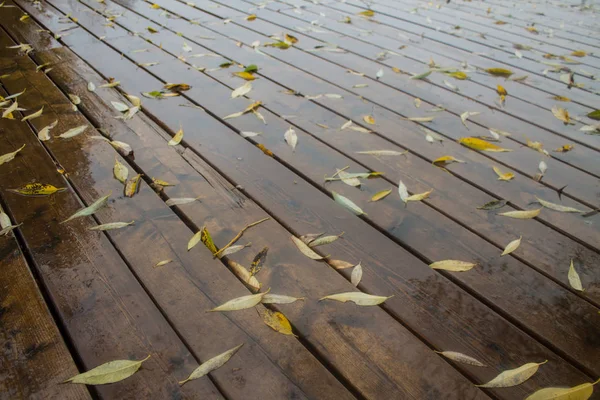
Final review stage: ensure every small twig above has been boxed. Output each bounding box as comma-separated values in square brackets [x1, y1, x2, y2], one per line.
[213, 217, 270, 258]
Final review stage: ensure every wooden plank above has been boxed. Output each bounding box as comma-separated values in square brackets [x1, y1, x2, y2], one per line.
[16, 3, 600, 397]
[0, 58, 222, 400]
[0, 11, 495, 400]
[105, 0, 600, 254]
[0, 225, 91, 400]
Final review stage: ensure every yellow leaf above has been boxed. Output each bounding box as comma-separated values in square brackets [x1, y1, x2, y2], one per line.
[328, 259, 355, 269]
[498, 209, 541, 219]
[284, 33, 298, 44]
[168, 127, 184, 146]
[124, 174, 142, 198]
[201, 226, 218, 254]
[445, 71, 468, 80]
[147, 27, 158, 33]
[429, 260, 476, 272]
[363, 115, 375, 124]
[551, 106, 572, 124]
[433, 155, 465, 167]
[233, 71, 256, 81]
[179, 344, 243, 385]
[477, 361, 547, 388]
[319, 292, 392, 306]
[228, 260, 261, 291]
[526, 26, 539, 34]
[501, 236, 521, 256]
[494, 20, 507, 25]
[568, 260, 584, 291]
[406, 189, 433, 202]
[571, 50, 587, 57]
[291, 236, 326, 260]
[150, 3, 160, 9]
[492, 166, 514, 181]
[486, 68, 513, 77]
[261, 309, 296, 336]
[525, 378, 599, 400]
[245, 14, 257, 21]
[496, 84, 507, 96]
[551, 95, 571, 102]
[371, 188, 392, 202]
[358, 10, 375, 17]
[21, 106, 43, 122]
[7, 183, 66, 196]
[459, 137, 512, 152]
[65, 355, 151, 385]
[554, 144, 574, 152]
[209, 291, 268, 312]
[164, 83, 191, 92]
[0, 144, 26, 165]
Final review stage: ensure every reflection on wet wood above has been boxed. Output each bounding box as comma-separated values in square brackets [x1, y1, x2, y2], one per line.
[1, 0, 599, 398]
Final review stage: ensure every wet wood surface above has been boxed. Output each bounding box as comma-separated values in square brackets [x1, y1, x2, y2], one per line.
[1, 0, 599, 398]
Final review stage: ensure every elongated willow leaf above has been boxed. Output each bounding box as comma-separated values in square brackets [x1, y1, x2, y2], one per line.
[261, 294, 304, 304]
[179, 344, 243, 385]
[501, 236, 521, 256]
[430, 260, 476, 272]
[525, 378, 600, 400]
[209, 290, 269, 312]
[291, 236, 326, 260]
[568, 260, 584, 292]
[65, 355, 150, 385]
[89, 221, 135, 231]
[319, 292, 392, 306]
[477, 361, 547, 388]
[332, 191, 365, 215]
[0, 145, 25, 166]
[61, 193, 110, 224]
[536, 197, 582, 213]
[498, 209, 541, 219]
[435, 351, 486, 367]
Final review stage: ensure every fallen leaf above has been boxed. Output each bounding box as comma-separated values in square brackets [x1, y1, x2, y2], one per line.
[410, 70, 432, 80]
[2, 100, 18, 119]
[445, 71, 468, 80]
[261, 294, 304, 304]
[435, 351, 486, 367]
[231, 82, 252, 98]
[478, 199, 507, 210]
[371, 188, 392, 202]
[501, 236, 522, 256]
[209, 291, 269, 312]
[218, 243, 251, 258]
[459, 137, 512, 152]
[169, 127, 184, 146]
[284, 127, 298, 151]
[536, 197, 582, 213]
[429, 260, 476, 272]
[56, 125, 88, 139]
[309, 232, 344, 247]
[477, 361, 547, 388]
[486, 68, 513, 77]
[250, 246, 268, 276]
[414, 98, 422, 108]
[398, 181, 409, 204]
[498, 209, 541, 219]
[554, 144, 574, 152]
[228, 260, 261, 291]
[87, 82, 96, 91]
[65, 355, 150, 385]
[358, 10, 374, 17]
[332, 191, 365, 215]
[179, 344, 243, 385]
[493, 166, 514, 181]
[291, 236, 325, 260]
[261, 309, 296, 336]
[356, 150, 408, 156]
[319, 292, 391, 306]
[525, 379, 600, 400]
[166, 197, 201, 206]
[496, 84, 507, 96]
[363, 115, 375, 124]
[552, 106, 573, 124]
[407, 189, 433, 202]
[568, 260, 583, 292]
[351, 263, 362, 286]
[61, 193, 110, 223]
[0, 145, 26, 166]
[571, 50, 587, 57]
[433, 155, 465, 167]
[460, 111, 480, 128]
[153, 259, 172, 268]
[7, 183, 66, 196]
[89, 221, 134, 231]
[551, 95, 571, 102]
[245, 14, 257, 21]
[329, 259, 355, 269]
[124, 174, 142, 198]
[21, 106, 43, 122]
[587, 110, 600, 120]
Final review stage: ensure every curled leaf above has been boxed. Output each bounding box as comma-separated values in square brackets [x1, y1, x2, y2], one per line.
[351, 262, 363, 286]
[38, 120, 58, 141]
[168, 127, 184, 146]
[284, 127, 297, 151]
[291, 236, 325, 260]
[552, 106, 573, 124]
[250, 246, 268, 276]
[493, 166, 514, 181]
[0, 145, 26, 166]
[21, 106, 43, 122]
[433, 156, 465, 167]
[228, 260, 261, 291]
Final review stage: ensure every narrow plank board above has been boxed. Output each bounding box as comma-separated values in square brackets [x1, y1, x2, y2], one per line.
[0, 230, 91, 400]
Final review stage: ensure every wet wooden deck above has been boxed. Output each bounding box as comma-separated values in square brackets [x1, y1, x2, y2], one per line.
[1, 0, 599, 398]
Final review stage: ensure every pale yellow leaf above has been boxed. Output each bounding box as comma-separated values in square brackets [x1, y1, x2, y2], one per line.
[291, 236, 325, 260]
[501, 236, 521, 256]
[209, 291, 268, 312]
[430, 260, 476, 272]
[477, 361, 547, 388]
[536, 197, 582, 213]
[568, 260, 583, 291]
[65, 355, 150, 385]
[498, 209, 541, 219]
[169, 127, 184, 146]
[21, 106, 43, 122]
[525, 379, 599, 400]
[493, 166, 514, 181]
[319, 292, 392, 306]
[179, 344, 243, 385]
[435, 351, 486, 367]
